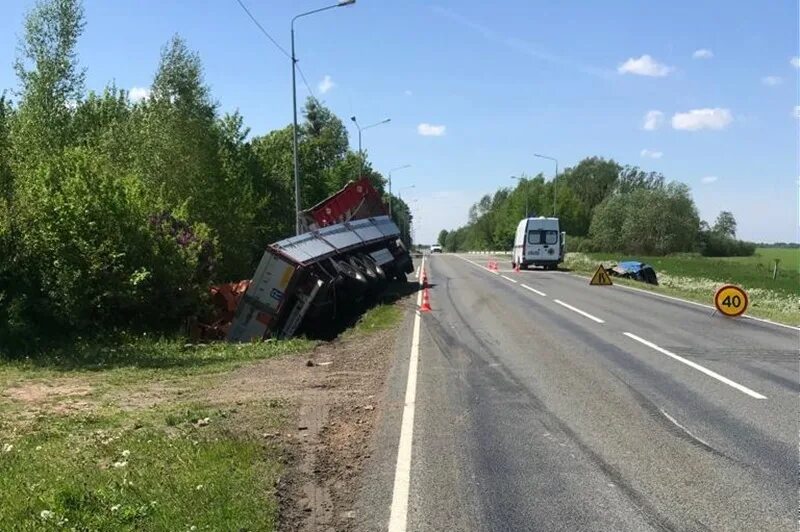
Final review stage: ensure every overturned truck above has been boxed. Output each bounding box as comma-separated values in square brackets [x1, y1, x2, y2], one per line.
[225, 178, 413, 342]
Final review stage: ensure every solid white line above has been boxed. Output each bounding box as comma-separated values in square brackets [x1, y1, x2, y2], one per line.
[521, 284, 547, 297]
[553, 299, 605, 323]
[501, 275, 518, 283]
[622, 332, 767, 400]
[414, 264, 420, 279]
[388, 258, 424, 531]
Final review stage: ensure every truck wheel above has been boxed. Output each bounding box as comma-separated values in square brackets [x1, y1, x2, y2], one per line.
[335, 260, 368, 293]
[359, 254, 386, 281]
[349, 255, 377, 283]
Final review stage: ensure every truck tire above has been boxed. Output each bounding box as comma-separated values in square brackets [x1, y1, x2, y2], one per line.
[335, 259, 368, 293]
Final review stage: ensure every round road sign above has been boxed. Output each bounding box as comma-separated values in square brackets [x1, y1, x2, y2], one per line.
[714, 284, 748, 317]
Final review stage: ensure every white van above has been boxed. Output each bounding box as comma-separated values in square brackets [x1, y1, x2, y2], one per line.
[512, 217, 565, 270]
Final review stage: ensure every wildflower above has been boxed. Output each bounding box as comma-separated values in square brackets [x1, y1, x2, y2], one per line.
[190, 526, 197, 531]
[112, 461, 128, 468]
[2, 444, 13, 453]
[121, 450, 131, 458]
[195, 484, 203, 491]
[40, 510, 54, 520]
[111, 504, 121, 512]
[35, 446, 42, 451]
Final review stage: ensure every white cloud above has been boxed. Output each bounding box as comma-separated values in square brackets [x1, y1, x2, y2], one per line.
[618, 55, 673, 77]
[642, 110, 664, 130]
[794, 106, 800, 119]
[640, 149, 663, 159]
[129, 87, 150, 103]
[417, 123, 446, 136]
[692, 49, 713, 60]
[761, 75, 782, 86]
[317, 75, 335, 94]
[790, 57, 800, 68]
[671, 108, 733, 131]
[700, 176, 718, 184]
[404, 89, 413, 96]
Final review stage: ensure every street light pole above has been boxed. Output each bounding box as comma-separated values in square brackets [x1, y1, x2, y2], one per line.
[291, 0, 356, 235]
[350, 116, 390, 178]
[510, 175, 529, 218]
[534, 153, 559, 217]
[387, 164, 411, 217]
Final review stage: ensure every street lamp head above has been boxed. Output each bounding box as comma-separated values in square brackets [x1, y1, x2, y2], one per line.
[350, 116, 357, 123]
[338, 0, 356, 5]
[381, 118, 391, 124]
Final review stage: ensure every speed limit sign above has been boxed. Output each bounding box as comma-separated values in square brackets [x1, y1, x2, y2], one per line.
[714, 284, 748, 317]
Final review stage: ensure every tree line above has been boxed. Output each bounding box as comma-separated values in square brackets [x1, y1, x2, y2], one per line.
[437, 156, 754, 257]
[0, 0, 412, 350]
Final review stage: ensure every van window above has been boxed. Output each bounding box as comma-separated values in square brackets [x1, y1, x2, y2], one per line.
[527, 231, 542, 244]
[528, 230, 559, 245]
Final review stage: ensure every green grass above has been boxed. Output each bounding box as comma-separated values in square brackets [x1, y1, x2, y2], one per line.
[0, 336, 311, 531]
[348, 303, 403, 334]
[0, 333, 315, 372]
[0, 404, 284, 531]
[565, 248, 799, 325]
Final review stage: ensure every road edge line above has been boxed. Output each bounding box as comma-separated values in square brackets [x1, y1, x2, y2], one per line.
[387, 257, 425, 531]
[622, 332, 767, 400]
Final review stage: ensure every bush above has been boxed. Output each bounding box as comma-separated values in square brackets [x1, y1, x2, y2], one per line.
[698, 231, 756, 257]
[565, 235, 599, 253]
[589, 183, 699, 255]
[1, 148, 215, 349]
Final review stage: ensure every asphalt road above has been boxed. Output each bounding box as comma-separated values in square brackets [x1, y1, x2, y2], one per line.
[356, 253, 798, 532]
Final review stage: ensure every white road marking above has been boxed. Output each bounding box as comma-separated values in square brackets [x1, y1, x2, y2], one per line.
[414, 264, 420, 279]
[521, 284, 547, 297]
[388, 258, 425, 531]
[501, 275, 518, 283]
[622, 332, 767, 399]
[553, 299, 605, 323]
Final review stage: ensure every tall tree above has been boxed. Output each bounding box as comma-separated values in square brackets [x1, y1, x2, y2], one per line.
[712, 211, 737, 238]
[12, 0, 85, 172]
[437, 229, 449, 246]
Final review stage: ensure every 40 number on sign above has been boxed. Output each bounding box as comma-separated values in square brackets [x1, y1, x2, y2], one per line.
[714, 284, 748, 318]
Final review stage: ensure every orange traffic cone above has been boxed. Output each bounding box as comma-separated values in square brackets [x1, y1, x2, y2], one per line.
[421, 268, 428, 287]
[419, 287, 432, 312]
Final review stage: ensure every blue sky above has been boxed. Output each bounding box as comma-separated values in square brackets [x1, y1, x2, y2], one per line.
[1, 0, 798, 243]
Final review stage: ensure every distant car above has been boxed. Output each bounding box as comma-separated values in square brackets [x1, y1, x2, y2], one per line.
[430, 244, 443, 253]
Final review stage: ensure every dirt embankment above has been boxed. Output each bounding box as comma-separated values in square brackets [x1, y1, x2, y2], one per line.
[212, 325, 399, 531]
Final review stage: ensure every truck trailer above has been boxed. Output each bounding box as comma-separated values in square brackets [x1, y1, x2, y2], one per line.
[223, 178, 413, 342]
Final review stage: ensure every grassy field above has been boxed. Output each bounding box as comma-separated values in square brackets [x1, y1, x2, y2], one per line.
[0, 338, 313, 531]
[0, 301, 407, 531]
[565, 247, 799, 325]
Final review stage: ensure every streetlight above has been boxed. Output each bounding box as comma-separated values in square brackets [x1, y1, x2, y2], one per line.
[534, 153, 558, 217]
[350, 116, 391, 178]
[387, 164, 411, 217]
[510, 175, 529, 218]
[291, 0, 356, 235]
